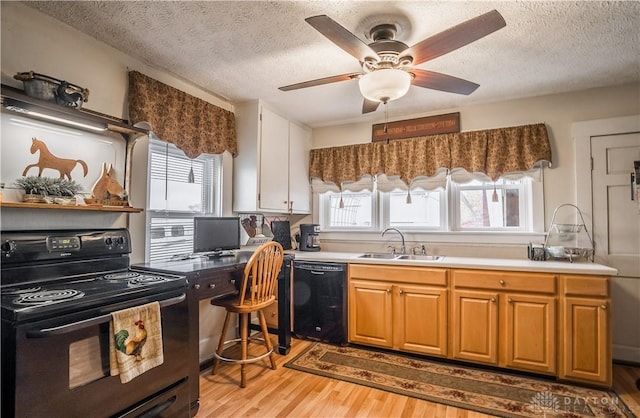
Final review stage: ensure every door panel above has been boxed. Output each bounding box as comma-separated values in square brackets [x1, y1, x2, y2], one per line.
[591, 133, 640, 276]
[348, 280, 393, 347]
[396, 285, 447, 356]
[504, 294, 556, 373]
[591, 132, 640, 363]
[452, 289, 498, 365]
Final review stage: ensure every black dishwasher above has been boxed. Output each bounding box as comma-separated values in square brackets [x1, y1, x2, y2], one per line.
[293, 261, 347, 345]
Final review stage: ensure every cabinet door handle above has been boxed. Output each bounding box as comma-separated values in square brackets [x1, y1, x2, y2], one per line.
[399, 290, 404, 295]
[194, 284, 201, 290]
[508, 297, 513, 303]
[491, 297, 496, 303]
[499, 280, 505, 286]
[209, 283, 216, 289]
[600, 304, 608, 310]
[230, 279, 236, 285]
[386, 288, 391, 293]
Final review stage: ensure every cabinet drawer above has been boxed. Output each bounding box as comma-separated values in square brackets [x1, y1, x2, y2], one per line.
[193, 270, 240, 300]
[349, 264, 447, 286]
[561, 275, 609, 297]
[452, 269, 555, 294]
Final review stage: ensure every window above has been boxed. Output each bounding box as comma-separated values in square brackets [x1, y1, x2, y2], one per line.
[146, 137, 222, 261]
[451, 179, 530, 231]
[387, 189, 444, 229]
[320, 191, 375, 229]
[319, 177, 536, 233]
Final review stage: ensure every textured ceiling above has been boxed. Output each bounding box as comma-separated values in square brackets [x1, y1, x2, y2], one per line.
[24, 1, 640, 128]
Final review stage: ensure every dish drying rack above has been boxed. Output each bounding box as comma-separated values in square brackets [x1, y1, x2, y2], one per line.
[543, 204, 594, 262]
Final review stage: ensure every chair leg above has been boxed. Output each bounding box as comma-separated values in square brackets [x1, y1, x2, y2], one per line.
[239, 313, 249, 388]
[258, 310, 277, 370]
[212, 311, 231, 375]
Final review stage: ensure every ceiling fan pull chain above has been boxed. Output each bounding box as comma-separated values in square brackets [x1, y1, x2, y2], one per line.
[384, 100, 390, 144]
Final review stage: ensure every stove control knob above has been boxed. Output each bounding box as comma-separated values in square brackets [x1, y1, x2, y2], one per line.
[116, 236, 126, 245]
[105, 237, 113, 246]
[1, 240, 16, 254]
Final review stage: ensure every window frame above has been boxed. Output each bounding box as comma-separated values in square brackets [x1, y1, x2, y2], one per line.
[380, 188, 448, 232]
[314, 174, 544, 242]
[449, 178, 532, 232]
[145, 137, 222, 262]
[319, 190, 379, 232]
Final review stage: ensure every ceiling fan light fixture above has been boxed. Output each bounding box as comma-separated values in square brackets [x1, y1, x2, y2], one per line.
[358, 69, 411, 103]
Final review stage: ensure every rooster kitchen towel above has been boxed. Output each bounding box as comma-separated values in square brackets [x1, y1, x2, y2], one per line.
[109, 301, 164, 383]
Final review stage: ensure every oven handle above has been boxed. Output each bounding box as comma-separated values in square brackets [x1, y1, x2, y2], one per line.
[26, 294, 186, 338]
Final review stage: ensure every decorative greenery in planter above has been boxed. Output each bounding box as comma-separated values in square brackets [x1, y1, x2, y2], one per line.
[14, 176, 82, 203]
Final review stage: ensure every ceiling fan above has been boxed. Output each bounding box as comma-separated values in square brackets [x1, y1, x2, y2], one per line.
[279, 10, 506, 114]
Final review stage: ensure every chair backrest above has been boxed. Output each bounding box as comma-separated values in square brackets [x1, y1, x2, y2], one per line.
[238, 241, 285, 307]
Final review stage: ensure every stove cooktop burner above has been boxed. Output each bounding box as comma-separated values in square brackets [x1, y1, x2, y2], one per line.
[2, 287, 43, 296]
[13, 289, 85, 305]
[103, 271, 141, 281]
[128, 276, 167, 286]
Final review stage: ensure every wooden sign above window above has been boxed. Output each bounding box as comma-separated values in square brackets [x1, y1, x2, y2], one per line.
[372, 112, 460, 142]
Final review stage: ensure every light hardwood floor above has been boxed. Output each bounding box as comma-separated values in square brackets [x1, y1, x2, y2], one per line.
[197, 338, 640, 417]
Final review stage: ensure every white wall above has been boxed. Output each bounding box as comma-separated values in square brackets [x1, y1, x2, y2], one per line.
[309, 84, 640, 257]
[313, 84, 640, 228]
[1, 2, 235, 243]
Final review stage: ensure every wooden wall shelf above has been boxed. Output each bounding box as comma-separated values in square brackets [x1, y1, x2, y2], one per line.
[0, 201, 143, 213]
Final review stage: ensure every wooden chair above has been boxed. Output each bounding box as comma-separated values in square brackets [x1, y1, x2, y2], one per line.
[210, 241, 285, 388]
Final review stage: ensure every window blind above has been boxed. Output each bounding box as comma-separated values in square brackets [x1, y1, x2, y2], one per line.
[146, 138, 222, 262]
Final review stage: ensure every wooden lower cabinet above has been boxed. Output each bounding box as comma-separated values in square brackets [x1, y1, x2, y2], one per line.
[349, 279, 393, 347]
[451, 289, 499, 364]
[504, 293, 556, 373]
[346, 265, 612, 387]
[451, 269, 557, 375]
[559, 275, 611, 386]
[348, 265, 448, 356]
[395, 284, 448, 356]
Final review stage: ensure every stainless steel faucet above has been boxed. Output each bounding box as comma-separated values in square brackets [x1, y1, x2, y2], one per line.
[382, 227, 405, 254]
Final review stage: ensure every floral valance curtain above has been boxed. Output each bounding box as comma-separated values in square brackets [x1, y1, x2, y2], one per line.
[310, 123, 551, 192]
[128, 71, 237, 159]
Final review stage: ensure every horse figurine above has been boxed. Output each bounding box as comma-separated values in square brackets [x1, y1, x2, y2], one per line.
[22, 137, 88, 180]
[92, 163, 127, 202]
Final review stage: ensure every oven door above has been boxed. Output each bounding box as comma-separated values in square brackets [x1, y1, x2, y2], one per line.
[2, 290, 190, 418]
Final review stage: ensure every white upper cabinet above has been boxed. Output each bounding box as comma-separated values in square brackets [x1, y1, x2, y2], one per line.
[233, 100, 311, 214]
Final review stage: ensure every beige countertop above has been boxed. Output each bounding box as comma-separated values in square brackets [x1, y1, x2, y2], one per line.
[286, 250, 618, 276]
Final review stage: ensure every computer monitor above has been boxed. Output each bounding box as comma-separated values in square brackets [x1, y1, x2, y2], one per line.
[193, 217, 240, 257]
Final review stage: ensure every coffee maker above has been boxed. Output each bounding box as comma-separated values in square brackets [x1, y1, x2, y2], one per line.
[298, 224, 321, 251]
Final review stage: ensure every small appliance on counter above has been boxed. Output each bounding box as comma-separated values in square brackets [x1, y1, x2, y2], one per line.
[297, 223, 321, 252]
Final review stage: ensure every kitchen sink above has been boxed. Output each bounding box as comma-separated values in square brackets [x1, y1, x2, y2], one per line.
[396, 254, 443, 261]
[356, 253, 444, 261]
[357, 253, 399, 259]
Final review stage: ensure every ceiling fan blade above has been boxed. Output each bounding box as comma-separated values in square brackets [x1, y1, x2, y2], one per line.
[279, 72, 361, 91]
[362, 99, 381, 114]
[410, 69, 479, 95]
[306, 15, 380, 62]
[404, 10, 506, 66]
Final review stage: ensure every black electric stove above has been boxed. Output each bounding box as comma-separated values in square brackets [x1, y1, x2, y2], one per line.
[1, 229, 187, 323]
[1, 228, 193, 418]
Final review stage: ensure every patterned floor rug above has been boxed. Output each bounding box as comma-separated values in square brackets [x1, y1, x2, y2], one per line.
[284, 343, 635, 418]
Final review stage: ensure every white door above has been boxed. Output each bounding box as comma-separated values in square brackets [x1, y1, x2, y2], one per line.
[575, 115, 640, 363]
[592, 134, 640, 275]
